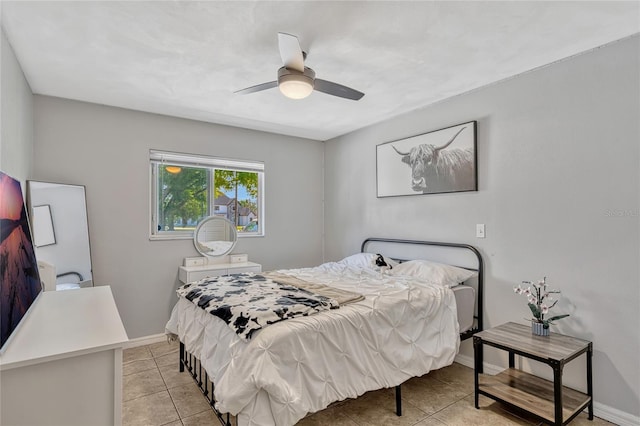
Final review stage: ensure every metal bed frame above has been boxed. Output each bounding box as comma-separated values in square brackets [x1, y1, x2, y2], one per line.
[361, 238, 484, 340]
[178, 238, 484, 426]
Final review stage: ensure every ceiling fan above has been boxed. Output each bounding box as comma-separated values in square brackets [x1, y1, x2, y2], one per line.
[235, 33, 365, 101]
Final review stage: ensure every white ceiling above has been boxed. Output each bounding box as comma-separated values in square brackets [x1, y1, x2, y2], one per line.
[2, 1, 638, 141]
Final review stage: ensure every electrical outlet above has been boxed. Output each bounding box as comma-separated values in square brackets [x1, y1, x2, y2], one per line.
[476, 224, 486, 238]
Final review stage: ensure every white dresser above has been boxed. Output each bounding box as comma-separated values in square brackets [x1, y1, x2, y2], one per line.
[0, 286, 128, 426]
[178, 261, 262, 284]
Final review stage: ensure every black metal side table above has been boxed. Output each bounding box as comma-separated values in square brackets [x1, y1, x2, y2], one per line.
[473, 322, 593, 425]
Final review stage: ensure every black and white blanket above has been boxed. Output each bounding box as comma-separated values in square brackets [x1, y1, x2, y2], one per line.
[177, 273, 342, 340]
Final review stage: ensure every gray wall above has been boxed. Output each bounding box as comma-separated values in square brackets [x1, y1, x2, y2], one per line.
[33, 97, 324, 339]
[0, 28, 33, 183]
[324, 35, 639, 418]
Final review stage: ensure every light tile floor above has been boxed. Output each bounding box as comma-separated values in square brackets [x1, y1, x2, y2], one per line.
[123, 340, 612, 426]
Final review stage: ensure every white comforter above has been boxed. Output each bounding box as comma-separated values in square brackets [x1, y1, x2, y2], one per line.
[165, 262, 460, 426]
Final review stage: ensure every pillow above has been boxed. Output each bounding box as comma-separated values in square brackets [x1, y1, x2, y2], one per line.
[392, 259, 477, 287]
[338, 253, 398, 271]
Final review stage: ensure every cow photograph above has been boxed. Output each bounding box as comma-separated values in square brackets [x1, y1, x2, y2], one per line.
[376, 121, 477, 197]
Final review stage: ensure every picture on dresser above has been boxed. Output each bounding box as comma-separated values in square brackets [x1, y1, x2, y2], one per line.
[0, 171, 43, 352]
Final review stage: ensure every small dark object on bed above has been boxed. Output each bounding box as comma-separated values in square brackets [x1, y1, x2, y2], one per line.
[375, 253, 393, 269]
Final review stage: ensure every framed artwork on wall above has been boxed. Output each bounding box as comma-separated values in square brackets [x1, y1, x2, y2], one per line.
[376, 121, 477, 197]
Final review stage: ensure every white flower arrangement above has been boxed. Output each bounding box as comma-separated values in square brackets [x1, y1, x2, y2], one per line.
[514, 277, 569, 329]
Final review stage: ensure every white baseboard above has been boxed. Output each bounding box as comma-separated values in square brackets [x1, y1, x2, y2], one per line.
[453, 354, 639, 426]
[454, 353, 504, 375]
[122, 333, 167, 349]
[593, 402, 640, 426]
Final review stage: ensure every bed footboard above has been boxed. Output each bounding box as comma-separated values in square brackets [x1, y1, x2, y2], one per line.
[179, 341, 402, 424]
[179, 341, 232, 426]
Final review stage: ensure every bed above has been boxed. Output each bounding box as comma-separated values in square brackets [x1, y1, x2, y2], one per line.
[165, 238, 484, 426]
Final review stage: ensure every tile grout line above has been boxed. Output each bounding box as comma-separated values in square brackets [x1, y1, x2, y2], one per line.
[151, 344, 217, 424]
[400, 397, 432, 426]
[152, 346, 186, 424]
[411, 386, 472, 426]
[421, 390, 471, 425]
[122, 363, 163, 404]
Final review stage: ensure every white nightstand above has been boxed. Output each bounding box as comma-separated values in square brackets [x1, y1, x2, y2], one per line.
[178, 261, 262, 284]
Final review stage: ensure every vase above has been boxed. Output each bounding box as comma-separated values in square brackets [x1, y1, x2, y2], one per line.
[531, 321, 549, 336]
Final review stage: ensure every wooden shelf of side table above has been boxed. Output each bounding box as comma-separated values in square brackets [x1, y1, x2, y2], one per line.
[473, 322, 593, 426]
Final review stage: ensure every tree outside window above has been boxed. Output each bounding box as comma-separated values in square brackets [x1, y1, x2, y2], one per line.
[214, 170, 258, 230]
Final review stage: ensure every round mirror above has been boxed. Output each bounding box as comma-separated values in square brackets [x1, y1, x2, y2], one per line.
[193, 216, 237, 257]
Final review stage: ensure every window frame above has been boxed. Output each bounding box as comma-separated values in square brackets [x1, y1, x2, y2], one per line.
[149, 150, 265, 240]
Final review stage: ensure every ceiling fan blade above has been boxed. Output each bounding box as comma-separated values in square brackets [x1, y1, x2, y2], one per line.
[314, 79, 365, 101]
[234, 81, 278, 95]
[278, 32, 304, 72]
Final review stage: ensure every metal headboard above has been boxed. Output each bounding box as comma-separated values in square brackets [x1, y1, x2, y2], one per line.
[361, 237, 484, 340]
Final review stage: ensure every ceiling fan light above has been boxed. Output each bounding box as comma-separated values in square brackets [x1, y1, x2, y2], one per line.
[279, 76, 313, 99]
[165, 166, 182, 174]
[278, 67, 315, 100]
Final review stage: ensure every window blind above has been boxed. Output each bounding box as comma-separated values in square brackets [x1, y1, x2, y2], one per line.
[149, 150, 264, 173]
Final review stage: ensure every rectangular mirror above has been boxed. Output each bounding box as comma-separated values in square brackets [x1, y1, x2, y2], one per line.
[27, 181, 93, 290]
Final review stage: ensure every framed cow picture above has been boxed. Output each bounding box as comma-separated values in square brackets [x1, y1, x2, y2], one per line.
[376, 121, 477, 197]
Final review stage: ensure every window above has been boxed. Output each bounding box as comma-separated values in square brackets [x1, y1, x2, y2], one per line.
[150, 150, 264, 239]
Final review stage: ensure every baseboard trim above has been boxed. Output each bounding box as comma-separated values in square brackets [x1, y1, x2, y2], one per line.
[122, 333, 167, 349]
[593, 402, 640, 426]
[454, 353, 504, 375]
[453, 354, 639, 425]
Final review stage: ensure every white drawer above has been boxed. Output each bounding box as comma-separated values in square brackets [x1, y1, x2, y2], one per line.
[228, 265, 262, 274]
[186, 269, 227, 282]
[179, 262, 262, 283]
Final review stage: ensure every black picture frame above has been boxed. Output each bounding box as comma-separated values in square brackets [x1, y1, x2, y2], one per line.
[376, 121, 477, 197]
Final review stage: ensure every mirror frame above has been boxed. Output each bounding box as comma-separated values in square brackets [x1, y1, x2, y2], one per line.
[26, 180, 93, 288]
[193, 216, 237, 257]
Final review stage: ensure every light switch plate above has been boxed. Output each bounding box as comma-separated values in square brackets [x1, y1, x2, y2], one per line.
[476, 224, 486, 238]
